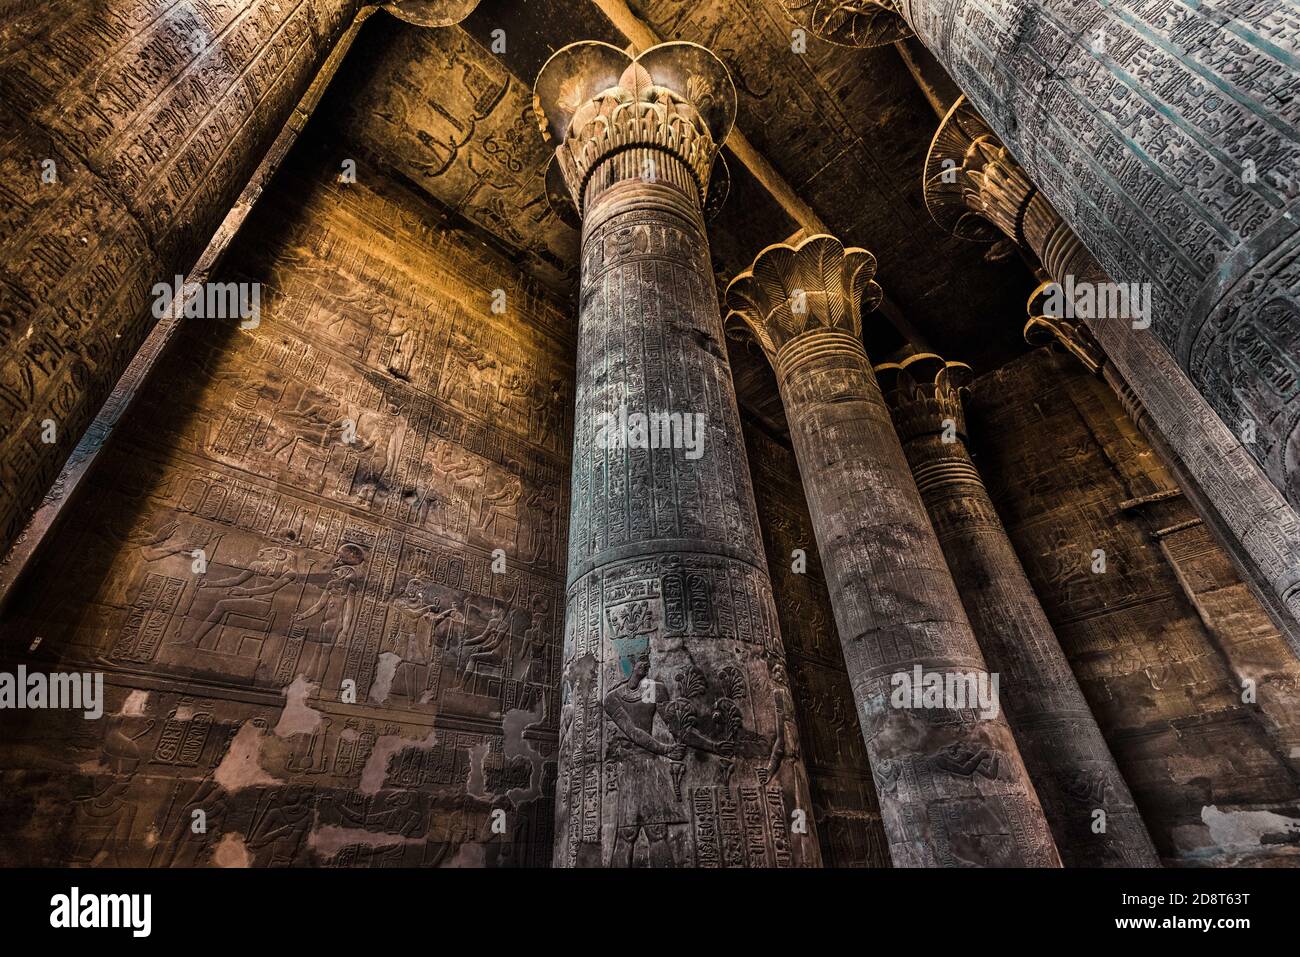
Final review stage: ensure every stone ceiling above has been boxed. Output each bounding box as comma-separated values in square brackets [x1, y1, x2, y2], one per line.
[315, 0, 1039, 432]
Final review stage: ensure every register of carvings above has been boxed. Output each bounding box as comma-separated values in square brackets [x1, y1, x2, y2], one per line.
[968, 350, 1300, 864]
[0, 150, 565, 866]
[926, 93, 1300, 655]
[746, 425, 890, 866]
[4, 0, 1300, 871]
[898, 0, 1300, 510]
[0, 0, 371, 562]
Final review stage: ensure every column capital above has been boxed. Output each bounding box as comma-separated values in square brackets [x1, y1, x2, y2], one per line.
[381, 0, 481, 27]
[874, 353, 974, 442]
[724, 234, 883, 370]
[923, 94, 1036, 245]
[532, 41, 735, 215]
[1024, 282, 1107, 376]
[775, 0, 911, 48]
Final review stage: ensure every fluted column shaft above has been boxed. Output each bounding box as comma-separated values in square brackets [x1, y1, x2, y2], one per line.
[0, 0, 367, 556]
[540, 43, 819, 868]
[881, 364, 1158, 866]
[898, 0, 1300, 509]
[772, 330, 1059, 866]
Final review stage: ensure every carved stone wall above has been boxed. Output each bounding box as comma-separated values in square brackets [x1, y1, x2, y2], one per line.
[0, 139, 571, 867]
[967, 348, 1300, 865]
[745, 424, 890, 867]
[0, 0, 366, 559]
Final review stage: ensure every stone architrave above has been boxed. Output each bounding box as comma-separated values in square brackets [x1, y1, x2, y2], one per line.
[534, 41, 821, 868]
[726, 234, 1061, 867]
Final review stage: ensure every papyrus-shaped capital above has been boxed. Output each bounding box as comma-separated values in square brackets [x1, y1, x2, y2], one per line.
[874, 353, 974, 441]
[724, 234, 883, 363]
[924, 95, 1036, 244]
[382, 0, 482, 27]
[1024, 281, 1107, 375]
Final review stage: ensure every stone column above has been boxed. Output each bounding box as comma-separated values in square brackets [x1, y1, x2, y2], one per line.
[784, 0, 1300, 512]
[726, 235, 1060, 867]
[534, 41, 820, 868]
[924, 96, 1300, 654]
[0, 0, 395, 557]
[872, 354, 1159, 866]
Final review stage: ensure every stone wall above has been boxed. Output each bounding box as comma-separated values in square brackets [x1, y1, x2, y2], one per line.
[967, 348, 1300, 866]
[0, 135, 572, 867]
[0, 0, 363, 557]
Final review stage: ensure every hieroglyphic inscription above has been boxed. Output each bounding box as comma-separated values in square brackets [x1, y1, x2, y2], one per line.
[542, 42, 820, 866]
[726, 234, 1060, 867]
[0, 143, 568, 866]
[900, 0, 1300, 506]
[746, 424, 890, 867]
[0, 0, 365, 558]
[876, 355, 1157, 866]
[968, 348, 1300, 864]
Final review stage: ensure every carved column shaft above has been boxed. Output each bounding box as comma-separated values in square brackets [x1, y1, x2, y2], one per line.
[896, 0, 1300, 509]
[537, 43, 819, 868]
[728, 237, 1060, 867]
[0, 0, 370, 556]
[876, 356, 1159, 866]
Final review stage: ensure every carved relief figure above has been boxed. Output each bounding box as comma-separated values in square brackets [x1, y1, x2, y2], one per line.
[293, 543, 368, 681]
[388, 580, 461, 704]
[264, 383, 350, 460]
[765, 660, 802, 782]
[460, 604, 512, 683]
[189, 546, 298, 650]
[477, 468, 523, 542]
[603, 654, 686, 867]
[523, 486, 558, 566]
